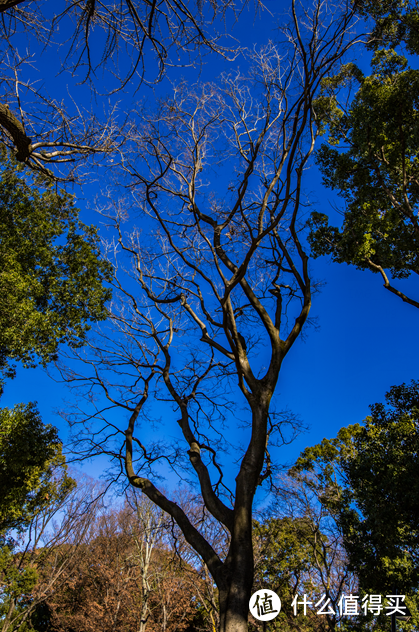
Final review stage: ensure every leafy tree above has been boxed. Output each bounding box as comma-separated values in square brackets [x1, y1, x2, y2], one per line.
[0, 542, 38, 632]
[0, 402, 73, 533]
[252, 517, 328, 632]
[308, 47, 419, 309]
[0, 150, 111, 376]
[254, 517, 317, 597]
[354, 0, 419, 54]
[291, 381, 419, 617]
[0, 149, 111, 630]
[307, 0, 419, 308]
[250, 468, 359, 632]
[0, 395, 78, 632]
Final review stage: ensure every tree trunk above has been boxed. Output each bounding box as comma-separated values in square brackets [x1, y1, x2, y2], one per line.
[217, 507, 254, 632]
[218, 401, 270, 632]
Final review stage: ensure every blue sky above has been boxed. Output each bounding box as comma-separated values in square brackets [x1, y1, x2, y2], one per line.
[3, 0, 418, 494]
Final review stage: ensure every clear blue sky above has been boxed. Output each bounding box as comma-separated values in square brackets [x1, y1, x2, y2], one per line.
[3, 0, 418, 490]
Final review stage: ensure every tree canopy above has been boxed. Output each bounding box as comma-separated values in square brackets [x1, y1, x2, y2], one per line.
[292, 380, 419, 597]
[308, 47, 419, 308]
[0, 151, 111, 375]
[0, 402, 74, 533]
[308, 0, 419, 308]
[354, 0, 419, 53]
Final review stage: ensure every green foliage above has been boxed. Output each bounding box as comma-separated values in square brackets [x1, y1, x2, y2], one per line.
[292, 381, 419, 597]
[313, 63, 364, 137]
[0, 149, 112, 374]
[0, 410, 75, 632]
[254, 517, 323, 591]
[308, 48, 419, 285]
[0, 402, 74, 533]
[0, 537, 39, 632]
[0, 148, 98, 632]
[343, 381, 419, 594]
[252, 517, 327, 631]
[28, 602, 53, 632]
[355, 0, 419, 54]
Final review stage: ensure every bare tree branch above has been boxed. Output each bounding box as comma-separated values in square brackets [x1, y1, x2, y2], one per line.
[53, 2, 361, 629]
[0, 0, 253, 180]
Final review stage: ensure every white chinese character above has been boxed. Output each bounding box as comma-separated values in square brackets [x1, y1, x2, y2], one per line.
[315, 594, 336, 615]
[386, 595, 407, 617]
[291, 594, 313, 616]
[338, 594, 359, 616]
[362, 594, 383, 615]
[249, 590, 281, 622]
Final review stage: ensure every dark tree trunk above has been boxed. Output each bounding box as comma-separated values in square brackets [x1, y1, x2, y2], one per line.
[218, 402, 271, 632]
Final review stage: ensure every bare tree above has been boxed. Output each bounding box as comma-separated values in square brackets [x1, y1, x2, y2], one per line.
[57, 2, 360, 629]
[124, 491, 166, 632]
[0, 0, 251, 180]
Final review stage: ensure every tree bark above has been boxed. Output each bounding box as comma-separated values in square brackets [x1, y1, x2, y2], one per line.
[0, 104, 32, 162]
[0, 0, 27, 12]
[219, 399, 271, 632]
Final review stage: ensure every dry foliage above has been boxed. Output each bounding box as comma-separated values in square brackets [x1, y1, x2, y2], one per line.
[42, 496, 213, 632]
